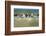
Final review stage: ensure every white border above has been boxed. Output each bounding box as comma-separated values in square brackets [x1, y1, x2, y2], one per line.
[11, 5, 42, 32]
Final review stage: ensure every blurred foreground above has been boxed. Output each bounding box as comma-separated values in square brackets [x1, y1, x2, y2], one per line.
[14, 16, 39, 27]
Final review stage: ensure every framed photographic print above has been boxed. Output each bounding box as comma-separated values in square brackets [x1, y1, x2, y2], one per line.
[5, 1, 45, 35]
